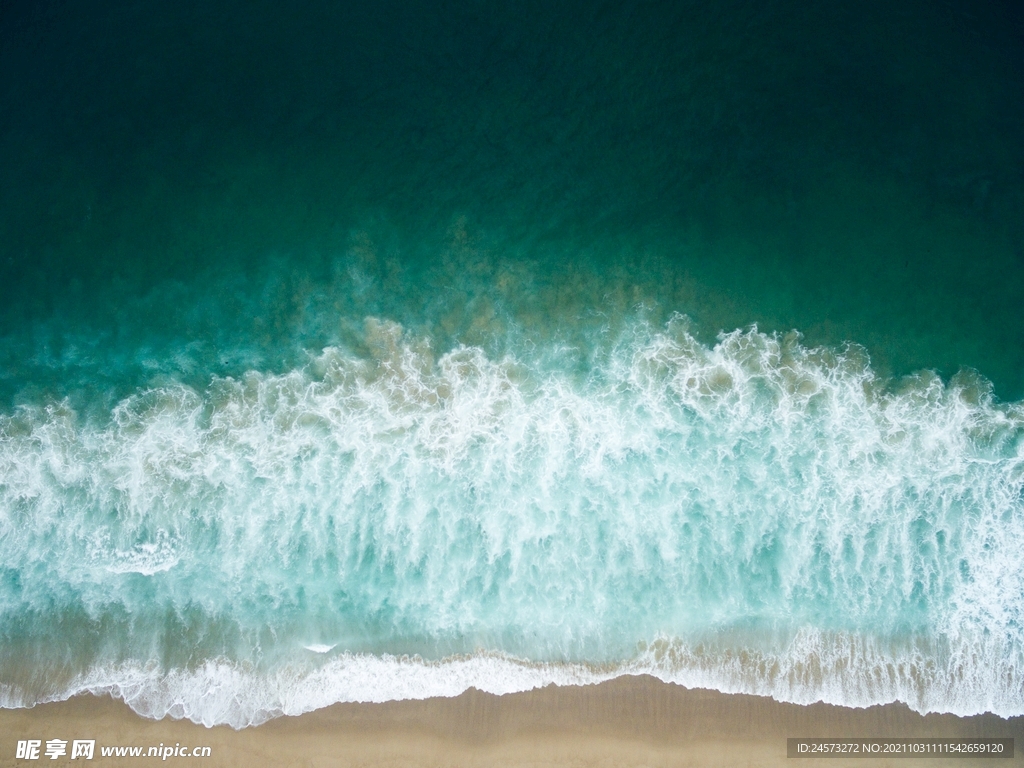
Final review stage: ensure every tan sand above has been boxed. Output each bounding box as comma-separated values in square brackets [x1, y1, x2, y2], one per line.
[1, 676, 1020, 767]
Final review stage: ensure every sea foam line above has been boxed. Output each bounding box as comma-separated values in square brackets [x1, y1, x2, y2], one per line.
[2, 628, 1021, 728]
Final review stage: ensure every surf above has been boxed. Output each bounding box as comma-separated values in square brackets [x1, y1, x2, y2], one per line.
[1, 315, 1021, 725]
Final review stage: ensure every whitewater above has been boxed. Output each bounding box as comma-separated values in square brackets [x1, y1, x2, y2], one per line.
[2, 309, 1022, 727]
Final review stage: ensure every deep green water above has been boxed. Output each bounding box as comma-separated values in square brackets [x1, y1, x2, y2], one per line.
[3, 0, 1023, 402]
[1, 0, 1023, 726]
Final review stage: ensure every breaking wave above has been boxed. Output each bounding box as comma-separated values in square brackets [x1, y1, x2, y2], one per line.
[1, 315, 1022, 725]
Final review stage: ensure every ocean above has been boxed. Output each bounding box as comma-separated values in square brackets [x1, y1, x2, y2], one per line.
[1, 0, 1022, 728]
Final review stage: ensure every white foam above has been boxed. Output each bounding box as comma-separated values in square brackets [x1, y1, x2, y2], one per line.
[4, 629, 1018, 728]
[102, 533, 181, 575]
[1, 317, 1022, 723]
[303, 644, 336, 654]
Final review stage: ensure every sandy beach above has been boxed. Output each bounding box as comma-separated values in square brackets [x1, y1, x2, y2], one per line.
[2, 676, 1020, 767]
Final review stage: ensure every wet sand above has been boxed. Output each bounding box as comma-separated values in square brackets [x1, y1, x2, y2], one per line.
[1, 676, 1020, 767]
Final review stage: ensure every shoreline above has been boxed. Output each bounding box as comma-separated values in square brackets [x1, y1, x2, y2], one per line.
[2, 676, 1020, 767]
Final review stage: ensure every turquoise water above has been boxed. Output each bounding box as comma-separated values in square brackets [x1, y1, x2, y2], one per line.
[1, 0, 1023, 726]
